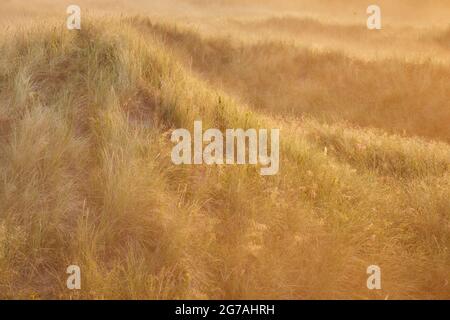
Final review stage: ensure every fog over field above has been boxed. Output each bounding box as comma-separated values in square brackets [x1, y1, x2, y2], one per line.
[0, 0, 449, 299]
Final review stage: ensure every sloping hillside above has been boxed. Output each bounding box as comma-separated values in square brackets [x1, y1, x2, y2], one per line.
[0, 17, 449, 299]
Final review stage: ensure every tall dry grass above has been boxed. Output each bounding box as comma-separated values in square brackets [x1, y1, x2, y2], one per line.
[0, 2, 449, 300]
[131, 17, 450, 142]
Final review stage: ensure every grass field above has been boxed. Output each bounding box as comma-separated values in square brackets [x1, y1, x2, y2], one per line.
[0, 0, 449, 299]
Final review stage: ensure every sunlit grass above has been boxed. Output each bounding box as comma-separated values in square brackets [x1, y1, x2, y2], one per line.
[0, 1, 449, 299]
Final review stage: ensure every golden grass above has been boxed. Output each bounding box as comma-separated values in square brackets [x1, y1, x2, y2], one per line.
[131, 18, 450, 143]
[0, 2, 449, 300]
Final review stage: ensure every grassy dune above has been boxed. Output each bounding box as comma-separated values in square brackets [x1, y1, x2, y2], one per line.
[0, 1, 449, 300]
[134, 18, 450, 142]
